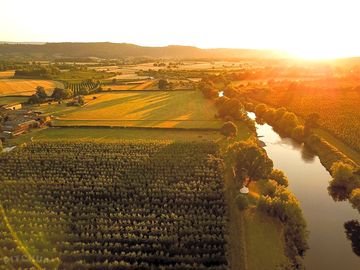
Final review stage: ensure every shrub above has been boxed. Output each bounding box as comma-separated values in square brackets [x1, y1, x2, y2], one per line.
[220, 121, 238, 137]
[236, 194, 250, 210]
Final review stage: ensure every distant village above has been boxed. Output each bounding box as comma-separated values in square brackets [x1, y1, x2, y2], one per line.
[0, 102, 51, 142]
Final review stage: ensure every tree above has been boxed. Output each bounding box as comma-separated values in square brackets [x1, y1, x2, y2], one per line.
[28, 94, 41, 104]
[278, 112, 299, 134]
[36, 86, 47, 99]
[304, 113, 320, 135]
[255, 103, 268, 117]
[274, 107, 287, 121]
[220, 121, 237, 137]
[291, 125, 305, 142]
[344, 220, 360, 256]
[330, 162, 360, 194]
[228, 141, 273, 186]
[52, 88, 73, 100]
[270, 169, 289, 187]
[349, 189, 360, 213]
[158, 79, 169, 90]
[0, 140, 2, 152]
[218, 98, 243, 119]
[223, 85, 236, 97]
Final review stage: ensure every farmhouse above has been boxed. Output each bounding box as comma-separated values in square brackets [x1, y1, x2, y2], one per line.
[0, 109, 51, 139]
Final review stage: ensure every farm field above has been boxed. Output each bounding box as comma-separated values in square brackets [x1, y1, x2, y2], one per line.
[50, 69, 115, 83]
[246, 82, 360, 152]
[0, 79, 63, 96]
[0, 70, 15, 78]
[107, 84, 137, 90]
[5, 127, 226, 146]
[0, 140, 227, 269]
[0, 96, 28, 106]
[37, 91, 222, 129]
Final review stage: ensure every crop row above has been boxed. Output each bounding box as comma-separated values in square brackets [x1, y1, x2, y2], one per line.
[0, 140, 228, 270]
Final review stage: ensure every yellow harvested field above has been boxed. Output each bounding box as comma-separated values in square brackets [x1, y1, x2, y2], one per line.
[131, 80, 157, 90]
[0, 79, 64, 96]
[0, 70, 15, 78]
[107, 85, 136, 91]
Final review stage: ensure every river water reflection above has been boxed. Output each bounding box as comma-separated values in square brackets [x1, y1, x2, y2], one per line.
[247, 112, 360, 269]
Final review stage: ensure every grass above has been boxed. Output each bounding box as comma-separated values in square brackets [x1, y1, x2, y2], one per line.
[222, 142, 288, 270]
[315, 128, 360, 165]
[35, 91, 222, 129]
[243, 208, 289, 270]
[0, 79, 63, 96]
[0, 96, 28, 106]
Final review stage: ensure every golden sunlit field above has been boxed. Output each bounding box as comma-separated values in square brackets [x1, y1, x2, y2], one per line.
[0, 70, 15, 78]
[2, 0, 360, 268]
[39, 91, 222, 129]
[0, 79, 63, 96]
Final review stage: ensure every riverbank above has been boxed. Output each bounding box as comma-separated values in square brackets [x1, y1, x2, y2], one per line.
[247, 111, 360, 269]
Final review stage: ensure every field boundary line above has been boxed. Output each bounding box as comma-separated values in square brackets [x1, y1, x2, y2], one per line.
[0, 204, 44, 270]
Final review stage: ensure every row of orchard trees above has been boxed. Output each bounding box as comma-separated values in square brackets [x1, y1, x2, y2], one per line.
[64, 80, 101, 96]
[28, 80, 101, 104]
[0, 140, 228, 269]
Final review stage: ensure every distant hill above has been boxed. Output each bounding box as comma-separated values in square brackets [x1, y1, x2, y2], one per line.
[0, 42, 285, 60]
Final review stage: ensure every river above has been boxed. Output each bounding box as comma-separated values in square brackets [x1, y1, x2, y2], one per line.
[247, 112, 360, 270]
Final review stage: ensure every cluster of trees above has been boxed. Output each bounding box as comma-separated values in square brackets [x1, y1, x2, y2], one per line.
[254, 103, 320, 141]
[14, 66, 60, 78]
[28, 86, 49, 104]
[0, 140, 228, 269]
[28, 86, 73, 104]
[227, 141, 307, 267]
[199, 79, 256, 135]
[0, 60, 27, 71]
[158, 79, 170, 90]
[329, 162, 360, 212]
[28, 80, 100, 104]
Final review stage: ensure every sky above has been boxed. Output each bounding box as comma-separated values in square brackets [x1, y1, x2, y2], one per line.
[1, 0, 360, 59]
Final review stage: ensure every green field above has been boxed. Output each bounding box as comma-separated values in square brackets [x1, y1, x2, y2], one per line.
[51, 69, 115, 83]
[36, 91, 222, 129]
[0, 96, 28, 106]
[244, 209, 289, 270]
